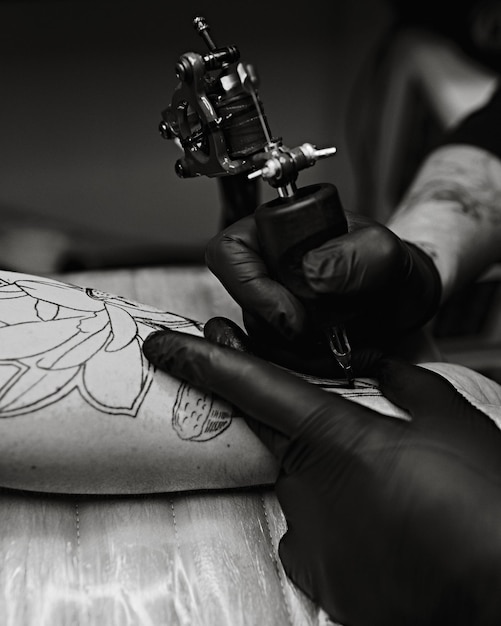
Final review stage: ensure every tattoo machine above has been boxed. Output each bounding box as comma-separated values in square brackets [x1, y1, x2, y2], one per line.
[159, 17, 354, 385]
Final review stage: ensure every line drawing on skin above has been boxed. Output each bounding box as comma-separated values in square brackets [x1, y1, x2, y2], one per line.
[0, 272, 203, 418]
[291, 370, 380, 397]
[0, 272, 381, 442]
[172, 382, 234, 441]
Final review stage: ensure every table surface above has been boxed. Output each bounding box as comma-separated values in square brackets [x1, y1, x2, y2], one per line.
[0, 266, 336, 626]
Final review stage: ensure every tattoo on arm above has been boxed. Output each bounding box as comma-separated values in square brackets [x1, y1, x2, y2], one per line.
[389, 146, 501, 297]
[0, 272, 384, 446]
[0, 272, 239, 442]
[397, 147, 501, 226]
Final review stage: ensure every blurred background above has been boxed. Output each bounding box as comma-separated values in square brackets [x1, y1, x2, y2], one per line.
[0, 0, 392, 272]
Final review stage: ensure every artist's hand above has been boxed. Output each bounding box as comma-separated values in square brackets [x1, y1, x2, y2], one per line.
[205, 212, 441, 374]
[143, 329, 501, 626]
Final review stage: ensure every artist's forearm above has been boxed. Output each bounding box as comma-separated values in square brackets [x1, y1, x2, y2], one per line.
[387, 145, 501, 301]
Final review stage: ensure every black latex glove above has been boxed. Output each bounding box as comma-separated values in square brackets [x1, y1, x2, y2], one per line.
[143, 328, 501, 626]
[205, 211, 441, 375]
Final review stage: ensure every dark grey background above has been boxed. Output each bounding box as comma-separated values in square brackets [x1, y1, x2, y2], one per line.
[0, 0, 391, 267]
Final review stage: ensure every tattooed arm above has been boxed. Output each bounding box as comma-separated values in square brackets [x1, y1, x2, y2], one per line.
[1, 268, 448, 495]
[387, 144, 501, 302]
[2, 268, 499, 496]
[0, 270, 280, 494]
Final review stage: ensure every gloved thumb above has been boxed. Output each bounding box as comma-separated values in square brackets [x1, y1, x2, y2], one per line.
[203, 316, 253, 353]
[378, 358, 501, 494]
[377, 359, 501, 434]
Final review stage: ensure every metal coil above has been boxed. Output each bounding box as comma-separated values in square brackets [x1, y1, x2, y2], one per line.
[217, 92, 269, 159]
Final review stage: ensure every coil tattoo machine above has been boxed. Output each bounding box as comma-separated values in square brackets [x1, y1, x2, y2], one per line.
[159, 17, 354, 385]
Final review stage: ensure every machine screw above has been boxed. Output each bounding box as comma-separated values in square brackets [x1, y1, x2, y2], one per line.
[159, 120, 172, 140]
[175, 160, 187, 178]
[193, 16, 217, 51]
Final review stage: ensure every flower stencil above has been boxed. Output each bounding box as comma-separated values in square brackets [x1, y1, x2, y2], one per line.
[0, 274, 202, 418]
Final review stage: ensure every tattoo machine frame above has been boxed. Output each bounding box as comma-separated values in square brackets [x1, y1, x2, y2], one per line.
[159, 17, 354, 384]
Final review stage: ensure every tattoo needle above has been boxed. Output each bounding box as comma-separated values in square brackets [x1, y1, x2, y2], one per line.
[325, 324, 354, 388]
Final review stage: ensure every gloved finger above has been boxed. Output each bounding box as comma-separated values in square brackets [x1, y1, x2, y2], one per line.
[302, 223, 406, 295]
[203, 317, 290, 456]
[203, 316, 253, 353]
[142, 329, 373, 455]
[205, 216, 306, 338]
[202, 317, 383, 413]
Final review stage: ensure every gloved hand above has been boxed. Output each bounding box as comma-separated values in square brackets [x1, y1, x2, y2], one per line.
[143, 328, 501, 626]
[205, 211, 442, 375]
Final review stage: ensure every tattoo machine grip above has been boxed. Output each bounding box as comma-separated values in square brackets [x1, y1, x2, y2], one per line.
[254, 183, 354, 383]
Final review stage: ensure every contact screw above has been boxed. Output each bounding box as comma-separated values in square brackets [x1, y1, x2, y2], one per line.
[193, 16, 217, 51]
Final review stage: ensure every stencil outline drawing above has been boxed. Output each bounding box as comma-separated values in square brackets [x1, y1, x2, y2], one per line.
[0, 273, 203, 419]
[0, 272, 381, 443]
